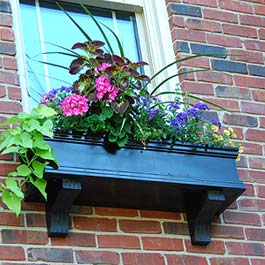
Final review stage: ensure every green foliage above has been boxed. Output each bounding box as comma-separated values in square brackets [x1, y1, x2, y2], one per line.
[0, 105, 58, 216]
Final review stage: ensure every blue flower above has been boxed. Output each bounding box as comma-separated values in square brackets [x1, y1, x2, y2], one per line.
[146, 108, 160, 120]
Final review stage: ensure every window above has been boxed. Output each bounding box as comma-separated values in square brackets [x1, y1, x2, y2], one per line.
[11, 0, 176, 110]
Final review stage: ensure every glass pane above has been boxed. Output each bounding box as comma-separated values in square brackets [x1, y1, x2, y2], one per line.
[19, 0, 141, 107]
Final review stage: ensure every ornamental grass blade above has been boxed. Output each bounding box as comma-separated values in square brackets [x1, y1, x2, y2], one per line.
[56, 2, 92, 42]
[80, 3, 114, 54]
[100, 22, 125, 58]
[26, 54, 69, 71]
[150, 69, 208, 96]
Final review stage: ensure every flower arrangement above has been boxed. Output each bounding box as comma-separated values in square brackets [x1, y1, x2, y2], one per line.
[0, 4, 243, 215]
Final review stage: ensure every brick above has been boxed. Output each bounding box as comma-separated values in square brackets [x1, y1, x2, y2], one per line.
[236, 155, 248, 169]
[95, 207, 138, 217]
[0, 163, 18, 176]
[248, 65, 265, 77]
[179, 56, 210, 68]
[215, 86, 251, 99]
[51, 232, 96, 247]
[0, 28, 15, 41]
[119, 220, 162, 234]
[245, 40, 265, 52]
[0, 84, 6, 97]
[223, 24, 257, 38]
[73, 217, 117, 231]
[212, 224, 244, 239]
[246, 228, 265, 241]
[142, 237, 184, 251]
[255, 4, 265, 15]
[240, 15, 265, 27]
[0, 101, 22, 114]
[252, 90, 265, 102]
[0, 42, 16, 55]
[182, 81, 214, 95]
[0, 13, 12, 27]
[122, 253, 165, 265]
[185, 240, 225, 254]
[140, 210, 181, 220]
[167, 254, 208, 265]
[219, 0, 254, 14]
[240, 142, 263, 155]
[76, 250, 119, 264]
[190, 43, 226, 57]
[242, 101, 265, 115]
[238, 198, 265, 212]
[256, 185, 265, 198]
[168, 3, 202, 17]
[238, 169, 265, 184]
[7, 86, 22, 100]
[0, 70, 19, 85]
[226, 242, 265, 256]
[229, 49, 264, 64]
[209, 257, 250, 265]
[0, 246, 25, 261]
[183, 0, 217, 7]
[223, 113, 257, 127]
[174, 41, 190, 53]
[246, 129, 265, 142]
[97, 235, 140, 249]
[251, 259, 265, 265]
[163, 222, 189, 236]
[71, 205, 93, 215]
[28, 248, 74, 263]
[244, 183, 255, 196]
[212, 59, 247, 74]
[206, 98, 240, 111]
[185, 18, 221, 32]
[207, 34, 242, 48]
[26, 213, 46, 227]
[4, 57, 18, 70]
[1, 230, 48, 245]
[203, 9, 238, 23]
[172, 28, 206, 43]
[259, 28, 265, 40]
[0, 212, 24, 226]
[249, 157, 265, 170]
[234, 76, 265, 89]
[0, 1, 11, 13]
[178, 67, 195, 81]
[261, 117, 265, 128]
[169, 16, 185, 28]
[197, 71, 233, 85]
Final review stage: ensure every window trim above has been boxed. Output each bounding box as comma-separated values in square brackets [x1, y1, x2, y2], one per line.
[11, 0, 176, 111]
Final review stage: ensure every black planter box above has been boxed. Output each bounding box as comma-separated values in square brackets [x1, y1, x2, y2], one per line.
[25, 135, 245, 245]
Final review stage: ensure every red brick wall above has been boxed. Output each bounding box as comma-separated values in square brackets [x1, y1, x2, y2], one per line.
[0, 0, 264, 264]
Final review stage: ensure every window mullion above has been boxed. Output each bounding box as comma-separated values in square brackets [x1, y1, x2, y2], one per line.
[35, 0, 51, 92]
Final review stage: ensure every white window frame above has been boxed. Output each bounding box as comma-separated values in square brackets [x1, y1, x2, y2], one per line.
[11, 0, 176, 112]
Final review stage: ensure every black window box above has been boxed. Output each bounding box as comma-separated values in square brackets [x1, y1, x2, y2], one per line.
[25, 134, 245, 245]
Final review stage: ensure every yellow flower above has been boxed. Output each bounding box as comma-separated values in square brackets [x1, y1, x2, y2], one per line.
[236, 155, 241, 161]
[239, 145, 244, 154]
[224, 129, 230, 136]
[218, 135, 223, 140]
[211, 125, 218, 132]
[228, 127, 234, 133]
[232, 133, 237, 138]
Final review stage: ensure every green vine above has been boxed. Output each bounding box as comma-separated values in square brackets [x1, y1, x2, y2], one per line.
[0, 105, 58, 216]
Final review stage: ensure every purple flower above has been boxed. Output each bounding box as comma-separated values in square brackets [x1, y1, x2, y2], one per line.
[193, 102, 209, 110]
[168, 102, 180, 112]
[146, 108, 160, 120]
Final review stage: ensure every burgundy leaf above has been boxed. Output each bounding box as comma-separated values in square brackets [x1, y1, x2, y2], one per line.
[69, 58, 86, 74]
[91, 40, 105, 47]
[111, 100, 129, 116]
[72, 42, 86, 50]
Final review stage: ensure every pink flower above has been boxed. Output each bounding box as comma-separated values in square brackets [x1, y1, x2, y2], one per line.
[108, 86, 119, 100]
[61, 94, 89, 116]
